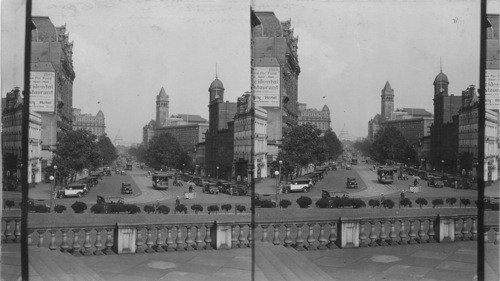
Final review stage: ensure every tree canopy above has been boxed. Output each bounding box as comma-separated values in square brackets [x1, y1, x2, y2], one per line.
[97, 134, 118, 166]
[146, 132, 192, 170]
[370, 126, 416, 164]
[52, 129, 100, 181]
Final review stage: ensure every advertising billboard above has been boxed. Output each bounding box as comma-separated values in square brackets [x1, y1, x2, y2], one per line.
[30, 71, 55, 112]
[253, 66, 280, 107]
[486, 69, 499, 109]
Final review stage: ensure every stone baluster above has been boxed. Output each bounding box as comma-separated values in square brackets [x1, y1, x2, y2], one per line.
[135, 226, 145, 253]
[205, 224, 213, 250]
[145, 226, 155, 253]
[246, 224, 253, 248]
[470, 218, 477, 241]
[72, 229, 82, 256]
[454, 218, 462, 241]
[359, 221, 368, 247]
[195, 225, 204, 250]
[14, 219, 21, 243]
[284, 224, 293, 248]
[295, 224, 305, 251]
[94, 228, 104, 255]
[484, 227, 490, 243]
[418, 219, 427, 243]
[83, 228, 93, 256]
[49, 230, 58, 250]
[155, 225, 165, 252]
[317, 223, 328, 250]
[238, 224, 248, 248]
[27, 230, 33, 245]
[399, 220, 408, 245]
[379, 220, 388, 246]
[37, 230, 46, 247]
[261, 225, 269, 243]
[368, 220, 378, 247]
[494, 228, 499, 245]
[388, 220, 398, 246]
[427, 218, 436, 243]
[185, 225, 195, 251]
[3, 220, 14, 243]
[60, 229, 70, 253]
[176, 226, 185, 251]
[231, 225, 239, 248]
[327, 222, 338, 249]
[272, 224, 281, 246]
[306, 223, 317, 250]
[461, 219, 470, 241]
[166, 226, 176, 251]
[104, 228, 114, 255]
[408, 220, 417, 244]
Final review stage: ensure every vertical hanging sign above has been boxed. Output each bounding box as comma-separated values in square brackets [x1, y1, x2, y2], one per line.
[30, 71, 56, 112]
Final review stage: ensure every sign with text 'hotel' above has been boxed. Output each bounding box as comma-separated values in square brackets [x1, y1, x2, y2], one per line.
[486, 69, 499, 108]
[253, 67, 280, 107]
[30, 71, 55, 112]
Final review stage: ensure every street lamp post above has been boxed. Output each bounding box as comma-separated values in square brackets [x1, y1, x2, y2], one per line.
[441, 160, 444, 176]
[278, 160, 283, 184]
[216, 166, 219, 179]
[274, 170, 280, 207]
[50, 165, 57, 212]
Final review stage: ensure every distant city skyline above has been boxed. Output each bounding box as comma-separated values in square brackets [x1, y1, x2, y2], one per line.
[2, 0, 498, 144]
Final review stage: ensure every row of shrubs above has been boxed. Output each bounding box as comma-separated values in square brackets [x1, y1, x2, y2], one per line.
[257, 196, 474, 209]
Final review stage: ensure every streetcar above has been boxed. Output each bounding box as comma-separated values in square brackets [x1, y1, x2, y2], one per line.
[152, 171, 173, 190]
[377, 166, 395, 184]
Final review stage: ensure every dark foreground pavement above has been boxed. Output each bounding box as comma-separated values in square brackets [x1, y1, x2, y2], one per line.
[2, 240, 498, 281]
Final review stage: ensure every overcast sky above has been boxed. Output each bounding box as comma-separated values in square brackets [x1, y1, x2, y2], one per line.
[2, 0, 498, 144]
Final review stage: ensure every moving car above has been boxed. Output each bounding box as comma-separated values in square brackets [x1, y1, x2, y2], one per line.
[346, 178, 358, 189]
[121, 183, 132, 194]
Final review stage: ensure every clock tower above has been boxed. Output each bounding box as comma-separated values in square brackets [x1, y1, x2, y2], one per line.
[381, 81, 394, 121]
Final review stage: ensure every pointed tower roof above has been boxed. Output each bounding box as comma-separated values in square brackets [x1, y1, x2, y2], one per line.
[157, 87, 168, 100]
[321, 105, 330, 112]
[96, 110, 104, 117]
[382, 81, 393, 92]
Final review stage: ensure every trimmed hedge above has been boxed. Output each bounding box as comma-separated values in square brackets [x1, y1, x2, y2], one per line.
[415, 198, 428, 208]
[191, 204, 203, 214]
[381, 199, 395, 209]
[351, 198, 366, 209]
[400, 198, 412, 208]
[90, 204, 106, 214]
[296, 196, 312, 208]
[461, 198, 471, 208]
[207, 205, 219, 214]
[157, 205, 170, 214]
[221, 204, 232, 212]
[236, 205, 246, 213]
[5, 200, 15, 209]
[279, 199, 292, 209]
[368, 199, 380, 208]
[431, 198, 444, 208]
[315, 198, 330, 208]
[144, 205, 155, 214]
[446, 197, 457, 206]
[54, 205, 67, 213]
[175, 204, 188, 214]
[126, 204, 141, 214]
[259, 200, 275, 208]
[71, 201, 87, 214]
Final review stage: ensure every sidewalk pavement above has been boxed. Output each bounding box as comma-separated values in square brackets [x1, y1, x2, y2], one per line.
[2, 240, 497, 281]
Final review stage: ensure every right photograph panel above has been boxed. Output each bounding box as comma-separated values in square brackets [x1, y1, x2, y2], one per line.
[250, 1, 498, 280]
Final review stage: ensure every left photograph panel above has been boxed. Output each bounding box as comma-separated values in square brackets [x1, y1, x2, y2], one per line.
[2, 1, 253, 280]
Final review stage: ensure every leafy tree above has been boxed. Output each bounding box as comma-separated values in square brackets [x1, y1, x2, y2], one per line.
[279, 199, 292, 208]
[351, 199, 366, 209]
[53, 130, 100, 182]
[144, 205, 155, 214]
[54, 205, 66, 213]
[381, 199, 395, 209]
[207, 205, 219, 214]
[322, 129, 343, 161]
[71, 201, 87, 213]
[296, 196, 313, 208]
[5, 200, 15, 210]
[370, 126, 416, 164]
[353, 138, 372, 158]
[400, 198, 412, 208]
[175, 204, 188, 214]
[281, 124, 323, 177]
[221, 204, 232, 212]
[191, 204, 203, 214]
[235, 205, 246, 213]
[146, 132, 192, 170]
[431, 198, 444, 208]
[97, 135, 118, 166]
[129, 144, 148, 163]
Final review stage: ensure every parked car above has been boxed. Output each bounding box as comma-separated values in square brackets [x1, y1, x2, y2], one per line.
[57, 183, 88, 198]
[252, 193, 276, 208]
[203, 183, 219, 194]
[346, 178, 358, 189]
[321, 190, 349, 199]
[284, 178, 312, 193]
[121, 183, 132, 194]
[346, 164, 352, 170]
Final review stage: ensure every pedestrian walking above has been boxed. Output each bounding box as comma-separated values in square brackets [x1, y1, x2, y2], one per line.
[175, 196, 180, 207]
[154, 200, 160, 213]
[379, 193, 385, 208]
[230, 186, 233, 197]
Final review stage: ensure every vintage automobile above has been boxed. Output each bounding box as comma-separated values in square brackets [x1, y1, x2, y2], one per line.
[284, 178, 313, 193]
[230, 184, 249, 196]
[484, 196, 499, 210]
[96, 195, 125, 213]
[252, 193, 276, 208]
[345, 164, 352, 170]
[346, 178, 358, 189]
[203, 182, 219, 194]
[121, 183, 132, 194]
[57, 183, 88, 198]
[331, 163, 338, 171]
[321, 190, 350, 199]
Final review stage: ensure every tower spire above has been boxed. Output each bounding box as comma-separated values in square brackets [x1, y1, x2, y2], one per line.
[440, 57, 442, 73]
[215, 63, 218, 79]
